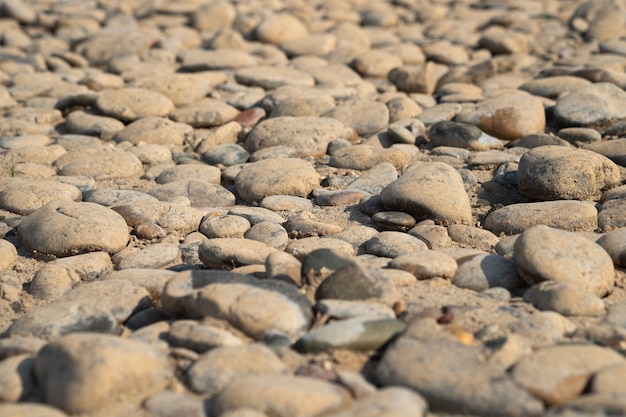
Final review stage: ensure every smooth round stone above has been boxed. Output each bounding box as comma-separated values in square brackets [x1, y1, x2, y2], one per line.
[19, 201, 130, 257]
[417, 102, 463, 125]
[128, 144, 173, 166]
[228, 206, 286, 225]
[0, 134, 51, 149]
[170, 98, 239, 128]
[484, 200, 599, 235]
[202, 143, 250, 166]
[554, 82, 626, 129]
[261, 195, 313, 212]
[447, 224, 499, 252]
[326, 387, 427, 417]
[82, 189, 158, 207]
[263, 86, 336, 118]
[156, 164, 221, 185]
[198, 283, 312, 341]
[266, 251, 302, 285]
[168, 320, 243, 353]
[428, 121, 504, 151]
[591, 364, 626, 395]
[386, 96, 423, 123]
[187, 344, 287, 396]
[101, 268, 177, 301]
[388, 63, 449, 95]
[372, 211, 416, 231]
[584, 138, 626, 166]
[213, 375, 350, 417]
[346, 162, 399, 195]
[199, 238, 277, 269]
[523, 281, 606, 317]
[29, 264, 80, 300]
[423, 41, 469, 65]
[75, 31, 152, 67]
[285, 214, 343, 238]
[597, 228, 626, 267]
[452, 254, 526, 292]
[64, 110, 125, 139]
[408, 224, 452, 250]
[95, 88, 174, 122]
[316, 299, 396, 320]
[389, 251, 457, 280]
[455, 94, 545, 140]
[130, 72, 227, 106]
[365, 231, 428, 258]
[59, 279, 152, 323]
[0, 404, 68, 417]
[519, 75, 591, 99]
[235, 66, 315, 90]
[511, 344, 625, 406]
[35, 333, 172, 414]
[200, 215, 251, 239]
[314, 189, 368, 207]
[599, 185, 626, 230]
[244, 222, 289, 249]
[254, 12, 308, 44]
[468, 150, 520, 169]
[557, 127, 601, 146]
[315, 261, 398, 305]
[180, 49, 258, 71]
[115, 243, 181, 270]
[324, 99, 389, 136]
[54, 147, 144, 180]
[245, 116, 356, 157]
[294, 318, 406, 353]
[235, 158, 319, 203]
[380, 162, 472, 225]
[0, 239, 17, 271]
[512, 133, 571, 149]
[6, 301, 120, 340]
[517, 146, 620, 201]
[301, 248, 354, 287]
[0, 178, 81, 215]
[142, 390, 208, 417]
[236, 107, 268, 129]
[329, 145, 411, 172]
[50, 251, 113, 282]
[377, 331, 545, 416]
[147, 181, 235, 209]
[352, 49, 403, 78]
[250, 145, 298, 162]
[282, 33, 337, 57]
[514, 225, 615, 297]
[111, 116, 192, 146]
[113, 201, 205, 236]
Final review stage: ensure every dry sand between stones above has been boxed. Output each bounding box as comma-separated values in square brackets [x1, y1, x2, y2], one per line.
[2, 0, 626, 416]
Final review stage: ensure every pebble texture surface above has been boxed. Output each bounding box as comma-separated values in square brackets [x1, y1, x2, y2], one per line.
[1, 0, 626, 417]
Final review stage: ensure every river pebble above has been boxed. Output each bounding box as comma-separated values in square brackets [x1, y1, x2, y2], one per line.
[3, 1, 626, 416]
[514, 225, 615, 297]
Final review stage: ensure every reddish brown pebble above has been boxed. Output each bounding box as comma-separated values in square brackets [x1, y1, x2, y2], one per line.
[234, 107, 266, 128]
